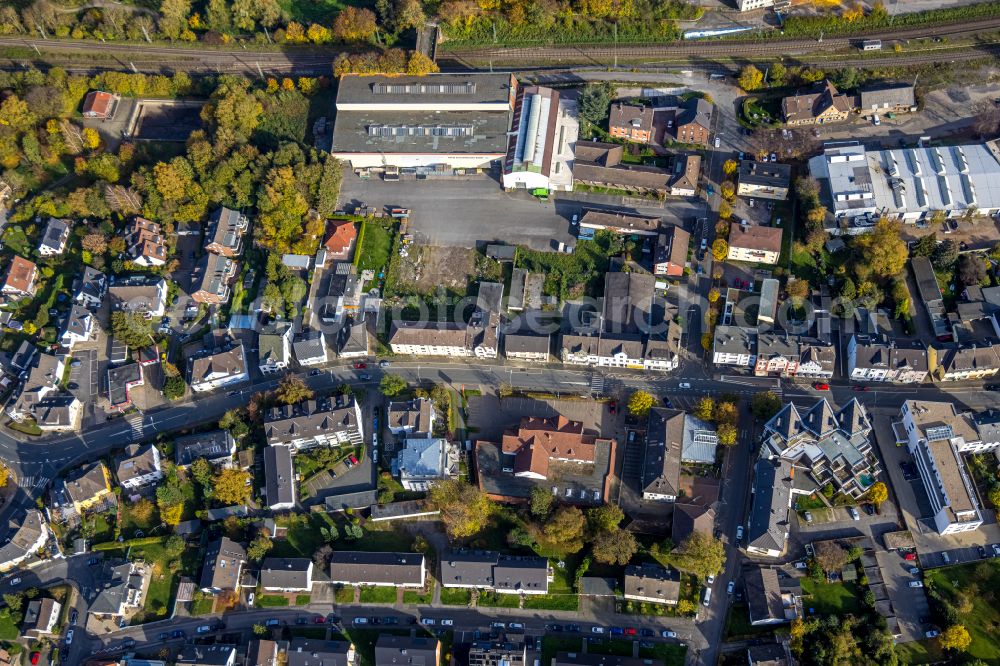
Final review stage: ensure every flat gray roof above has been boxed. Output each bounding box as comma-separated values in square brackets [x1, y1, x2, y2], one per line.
[336, 73, 514, 107]
[331, 109, 511, 155]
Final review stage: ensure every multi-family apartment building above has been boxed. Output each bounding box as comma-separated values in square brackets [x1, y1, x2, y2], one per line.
[264, 395, 364, 450]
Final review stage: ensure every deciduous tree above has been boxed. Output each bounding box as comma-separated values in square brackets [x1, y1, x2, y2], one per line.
[751, 392, 782, 421]
[627, 390, 654, 418]
[867, 481, 888, 507]
[711, 239, 729, 262]
[592, 528, 638, 565]
[530, 486, 553, 518]
[275, 375, 313, 405]
[111, 312, 153, 348]
[666, 532, 725, 580]
[939, 624, 971, 652]
[379, 374, 407, 397]
[717, 423, 737, 446]
[428, 479, 496, 539]
[247, 534, 273, 561]
[737, 65, 764, 92]
[332, 6, 377, 41]
[694, 397, 714, 421]
[853, 219, 907, 278]
[536, 505, 586, 558]
[213, 469, 251, 505]
[587, 504, 624, 534]
[814, 540, 849, 572]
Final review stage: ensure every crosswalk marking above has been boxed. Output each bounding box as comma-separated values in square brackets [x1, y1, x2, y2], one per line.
[128, 414, 145, 441]
[590, 373, 605, 396]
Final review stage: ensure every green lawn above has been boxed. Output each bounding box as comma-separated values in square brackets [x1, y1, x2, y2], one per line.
[439, 588, 471, 606]
[119, 500, 160, 538]
[295, 595, 311, 606]
[793, 493, 826, 512]
[0, 609, 19, 640]
[522, 593, 579, 611]
[355, 219, 397, 275]
[724, 603, 776, 640]
[925, 559, 1000, 664]
[895, 638, 945, 665]
[335, 586, 355, 603]
[127, 537, 201, 622]
[190, 594, 215, 615]
[359, 586, 397, 604]
[588, 638, 636, 656]
[639, 643, 687, 666]
[258, 595, 291, 607]
[350, 526, 415, 553]
[800, 579, 863, 617]
[271, 513, 336, 558]
[403, 585, 434, 605]
[477, 592, 520, 608]
[2, 226, 32, 256]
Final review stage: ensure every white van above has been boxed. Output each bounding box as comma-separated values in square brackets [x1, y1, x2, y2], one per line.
[702, 586, 713, 607]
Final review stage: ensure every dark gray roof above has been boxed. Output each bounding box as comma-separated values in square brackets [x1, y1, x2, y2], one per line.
[115, 443, 159, 485]
[287, 639, 354, 666]
[552, 654, 657, 666]
[748, 643, 789, 665]
[206, 207, 246, 254]
[745, 566, 785, 624]
[336, 73, 514, 107]
[293, 332, 327, 362]
[199, 537, 246, 591]
[39, 217, 70, 251]
[0, 509, 45, 567]
[739, 160, 791, 189]
[338, 316, 369, 356]
[192, 252, 236, 300]
[329, 551, 424, 586]
[714, 325, 756, 356]
[859, 83, 915, 110]
[76, 266, 107, 302]
[264, 395, 360, 447]
[374, 634, 439, 666]
[747, 458, 792, 554]
[332, 109, 510, 156]
[492, 556, 549, 593]
[642, 408, 684, 497]
[440, 551, 498, 587]
[623, 564, 679, 603]
[174, 429, 235, 467]
[323, 489, 378, 512]
[107, 362, 141, 407]
[676, 97, 712, 130]
[504, 333, 550, 355]
[90, 562, 143, 615]
[264, 445, 295, 508]
[260, 557, 312, 589]
[911, 256, 942, 306]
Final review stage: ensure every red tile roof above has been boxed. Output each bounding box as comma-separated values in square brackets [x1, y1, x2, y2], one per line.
[324, 220, 357, 257]
[3, 256, 36, 294]
[500, 415, 597, 477]
[82, 91, 115, 118]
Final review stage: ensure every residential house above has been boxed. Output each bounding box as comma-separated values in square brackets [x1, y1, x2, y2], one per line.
[260, 558, 313, 593]
[264, 395, 364, 450]
[60, 304, 97, 350]
[108, 276, 169, 317]
[320, 262, 364, 323]
[176, 646, 237, 666]
[188, 343, 248, 393]
[560, 271, 681, 372]
[199, 537, 247, 594]
[857, 83, 916, 117]
[175, 430, 236, 468]
[22, 598, 61, 638]
[669, 153, 701, 197]
[398, 438, 455, 490]
[675, 98, 712, 145]
[6, 353, 71, 426]
[641, 408, 684, 502]
[758, 279, 780, 327]
[609, 103, 653, 143]
[74, 266, 107, 308]
[205, 207, 249, 258]
[374, 635, 440, 666]
[191, 252, 238, 305]
[671, 503, 716, 545]
[61, 461, 113, 514]
[798, 341, 836, 379]
[258, 321, 293, 375]
[387, 398, 435, 438]
[21, 394, 81, 432]
[0, 510, 47, 573]
[323, 220, 357, 262]
[82, 90, 118, 119]
[747, 644, 791, 666]
[88, 562, 147, 618]
[338, 316, 369, 358]
[573, 141, 671, 196]
[653, 226, 690, 278]
[328, 552, 425, 588]
[912, 256, 950, 341]
[293, 331, 328, 367]
[745, 458, 796, 558]
[475, 414, 617, 505]
[848, 336, 929, 384]
[737, 161, 791, 200]
[37, 218, 71, 256]
[439, 552, 551, 594]
[782, 80, 852, 125]
[933, 344, 1000, 382]
[5, 340, 37, 378]
[623, 564, 680, 605]
[746, 566, 799, 625]
[263, 444, 296, 511]
[107, 362, 143, 411]
[762, 398, 880, 499]
[286, 639, 358, 666]
[727, 222, 783, 265]
[713, 325, 757, 367]
[754, 333, 800, 377]
[389, 282, 503, 358]
[1, 256, 38, 300]
[126, 218, 167, 267]
[247, 640, 279, 666]
[468, 640, 527, 666]
[504, 332, 551, 361]
[894, 401, 984, 534]
[578, 209, 660, 237]
[115, 443, 163, 491]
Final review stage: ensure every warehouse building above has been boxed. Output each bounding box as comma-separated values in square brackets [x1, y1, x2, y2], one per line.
[331, 73, 517, 177]
[502, 85, 578, 192]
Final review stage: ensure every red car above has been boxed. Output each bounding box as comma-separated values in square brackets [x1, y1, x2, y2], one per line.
[813, 382, 830, 391]
[853, 386, 870, 392]
[353, 362, 367, 369]
[609, 401, 617, 414]
[314, 616, 326, 624]
[904, 552, 917, 561]
[30, 653, 40, 666]
[349, 455, 359, 465]
[624, 627, 637, 636]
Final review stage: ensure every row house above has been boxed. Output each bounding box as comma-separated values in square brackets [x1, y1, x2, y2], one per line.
[264, 395, 364, 450]
[126, 218, 167, 267]
[847, 335, 929, 384]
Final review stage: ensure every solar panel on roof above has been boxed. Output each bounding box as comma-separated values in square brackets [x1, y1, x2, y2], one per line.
[926, 425, 953, 442]
[367, 125, 474, 137]
[372, 82, 477, 95]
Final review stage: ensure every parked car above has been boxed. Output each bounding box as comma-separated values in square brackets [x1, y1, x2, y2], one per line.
[266, 619, 280, 627]
[441, 619, 454, 626]
[610, 627, 625, 636]
[794, 561, 808, 570]
[491, 622, 506, 629]
[9, 578, 20, 586]
[727, 581, 735, 595]
[591, 626, 605, 634]
[608, 400, 617, 414]
[624, 627, 636, 636]
[65, 629, 74, 645]
[359, 373, 371, 381]
[349, 455, 359, 465]
[123, 639, 135, 649]
[197, 625, 213, 634]
[295, 617, 308, 625]
[978, 545, 987, 558]
[421, 618, 435, 626]
[706, 574, 715, 585]
[547, 624, 563, 632]
[909, 580, 924, 588]
[662, 630, 677, 638]
[509, 623, 525, 632]
[848, 507, 860, 521]
[158, 632, 169, 640]
[309, 369, 321, 376]
[383, 617, 398, 625]
[943, 552, 951, 564]
[804, 512, 814, 524]
[171, 630, 184, 639]
[248, 592, 255, 606]
[770, 152, 777, 162]
[679, 382, 692, 389]
[925, 630, 940, 638]
[354, 617, 369, 625]
[70, 610, 77, 625]
[904, 552, 917, 561]
[640, 628, 654, 637]
[736, 526, 744, 540]
[993, 544, 1000, 557]
[353, 362, 366, 369]
[863, 503, 875, 516]
[30, 653, 40, 665]
[314, 616, 326, 624]
[813, 382, 830, 390]
[566, 624, 581, 632]
[909, 567, 920, 575]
